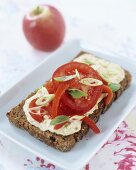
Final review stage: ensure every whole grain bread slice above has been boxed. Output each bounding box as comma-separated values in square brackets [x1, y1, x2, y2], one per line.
[6, 52, 131, 152]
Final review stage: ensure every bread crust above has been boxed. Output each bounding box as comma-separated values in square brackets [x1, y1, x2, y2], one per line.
[6, 52, 131, 152]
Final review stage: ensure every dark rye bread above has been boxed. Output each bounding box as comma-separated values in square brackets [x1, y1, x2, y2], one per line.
[6, 52, 131, 152]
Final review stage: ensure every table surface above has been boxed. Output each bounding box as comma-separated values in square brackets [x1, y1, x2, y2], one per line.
[0, 0, 136, 170]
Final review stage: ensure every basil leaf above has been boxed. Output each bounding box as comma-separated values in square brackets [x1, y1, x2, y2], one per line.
[50, 115, 69, 125]
[80, 78, 103, 86]
[84, 59, 93, 65]
[54, 74, 77, 82]
[108, 83, 121, 92]
[68, 89, 87, 99]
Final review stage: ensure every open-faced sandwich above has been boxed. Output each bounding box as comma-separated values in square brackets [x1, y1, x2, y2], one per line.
[7, 52, 131, 152]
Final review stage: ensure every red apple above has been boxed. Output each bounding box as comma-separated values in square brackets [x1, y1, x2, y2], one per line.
[23, 5, 65, 52]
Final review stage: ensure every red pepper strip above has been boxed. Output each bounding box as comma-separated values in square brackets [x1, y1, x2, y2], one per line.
[41, 104, 52, 117]
[82, 116, 100, 134]
[30, 113, 44, 123]
[45, 81, 54, 94]
[29, 98, 37, 108]
[101, 77, 108, 85]
[51, 83, 69, 118]
[54, 122, 68, 130]
[102, 85, 113, 105]
[29, 98, 44, 123]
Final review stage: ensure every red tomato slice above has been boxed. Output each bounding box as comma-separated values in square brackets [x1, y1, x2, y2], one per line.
[52, 62, 103, 115]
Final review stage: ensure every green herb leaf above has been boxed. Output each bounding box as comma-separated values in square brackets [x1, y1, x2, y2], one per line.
[50, 115, 69, 126]
[80, 78, 103, 86]
[68, 89, 87, 99]
[84, 59, 93, 65]
[108, 83, 121, 92]
[54, 74, 77, 82]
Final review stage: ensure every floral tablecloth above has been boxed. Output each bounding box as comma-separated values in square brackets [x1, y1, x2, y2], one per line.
[0, 0, 136, 170]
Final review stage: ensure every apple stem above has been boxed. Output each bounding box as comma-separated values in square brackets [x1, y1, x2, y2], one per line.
[32, 6, 43, 16]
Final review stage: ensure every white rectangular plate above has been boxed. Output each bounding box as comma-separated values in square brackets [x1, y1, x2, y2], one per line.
[0, 40, 136, 170]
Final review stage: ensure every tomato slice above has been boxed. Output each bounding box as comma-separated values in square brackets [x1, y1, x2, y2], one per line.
[82, 116, 100, 134]
[102, 85, 113, 105]
[52, 62, 103, 115]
